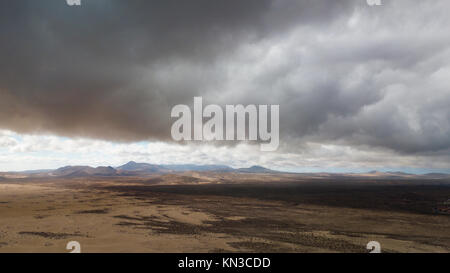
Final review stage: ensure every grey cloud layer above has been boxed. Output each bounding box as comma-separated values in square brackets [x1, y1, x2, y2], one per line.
[0, 0, 449, 158]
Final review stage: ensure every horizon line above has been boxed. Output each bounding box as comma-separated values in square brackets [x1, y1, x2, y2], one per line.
[2, 161, 450, 175]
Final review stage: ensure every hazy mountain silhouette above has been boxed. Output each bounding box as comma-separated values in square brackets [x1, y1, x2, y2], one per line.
[160, 164, 234, 172]
[237, 165, 278, 173]
[2, 162, 449, 179]
[52, 166, 117, 177]
[116, 161, 168, 173]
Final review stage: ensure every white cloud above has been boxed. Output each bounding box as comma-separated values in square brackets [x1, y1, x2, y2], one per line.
[0, 130, 449, 173]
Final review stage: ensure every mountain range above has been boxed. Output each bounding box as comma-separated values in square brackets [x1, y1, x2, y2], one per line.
[1, 161, 449, 179]
[1, 161, 277, 178]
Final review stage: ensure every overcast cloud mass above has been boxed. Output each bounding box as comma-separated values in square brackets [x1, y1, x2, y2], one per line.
[0, 0, 449, 172]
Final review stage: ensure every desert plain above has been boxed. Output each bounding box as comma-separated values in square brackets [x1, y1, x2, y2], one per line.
[0, 172, 449, 253]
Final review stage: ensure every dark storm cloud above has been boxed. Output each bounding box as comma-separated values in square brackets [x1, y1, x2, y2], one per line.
[0, 0, 356, 141]
[1, 0, 450, 157]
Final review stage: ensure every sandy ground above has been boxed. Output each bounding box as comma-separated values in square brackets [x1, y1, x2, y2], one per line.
[0, 176, 449, 253]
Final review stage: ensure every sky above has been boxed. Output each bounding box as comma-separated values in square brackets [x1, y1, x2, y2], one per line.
[0, 0, 450, 173]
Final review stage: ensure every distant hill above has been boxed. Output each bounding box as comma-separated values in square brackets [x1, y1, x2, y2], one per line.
[20, 169, 54, 174]
[117, 161, 168, 173]
[237, 165, 278, 173]
[53, 162, 277, 177]
[424, 173, 450, 179]
[1, 163, 450, 180]
[52, 166, 117, 177]
[161, 164, 234, 172]
[387, 171, 411, 175]
[1, 162, 278, 178]
[118, 161, 253, 174]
